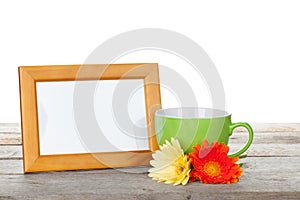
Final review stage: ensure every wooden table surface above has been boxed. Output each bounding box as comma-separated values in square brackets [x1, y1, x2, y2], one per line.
[0, 123, 299, 200]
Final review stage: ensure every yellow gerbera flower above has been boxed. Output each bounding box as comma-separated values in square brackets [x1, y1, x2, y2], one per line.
[148, 138, 190, 185]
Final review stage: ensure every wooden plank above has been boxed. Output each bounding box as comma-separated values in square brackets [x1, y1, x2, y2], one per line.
[228, 131, 300, 157]
[229, 143, 300, 157]
[0, 123, 20, 133]
[0, 130, 299, 145]
[0, 124, 299, 199]
[0, 160, 23, 174]
[0, 142, 299, 160]
[0, 123, 299, 134]
[249, 123, 300, 132]
[0, 157, 299, 199]
[0, 156, 299, 175]
[0, 131, 299, 159]
[0, 160, 154, 175]
[229, 131, 300, 144]
[0, 146, 22, 159]
[0, 192, 298, 200]
[0, 123, 299, 145]
[232, 123, 300, 132]
[0, 133, 21, 145]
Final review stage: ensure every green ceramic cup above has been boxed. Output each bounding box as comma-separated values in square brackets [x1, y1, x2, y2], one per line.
[155, 108, 253, 157]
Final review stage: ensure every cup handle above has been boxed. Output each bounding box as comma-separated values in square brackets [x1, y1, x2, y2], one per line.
[228, 122, 254, 158]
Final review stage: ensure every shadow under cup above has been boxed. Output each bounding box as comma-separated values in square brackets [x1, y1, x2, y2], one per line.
[155, 108, 253, 157]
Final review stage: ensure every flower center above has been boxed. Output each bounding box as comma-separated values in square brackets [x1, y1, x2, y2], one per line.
[176, 165, 183, 174]
[203, 161, 221, 177]
[175, 163, 184, 175]
[173, 156, 187, 175]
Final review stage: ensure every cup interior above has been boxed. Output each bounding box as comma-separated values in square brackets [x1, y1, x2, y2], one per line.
[155, 107, 230, 119]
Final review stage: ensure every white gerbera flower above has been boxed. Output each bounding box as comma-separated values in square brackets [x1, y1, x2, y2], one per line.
[148, 138, 190, 185]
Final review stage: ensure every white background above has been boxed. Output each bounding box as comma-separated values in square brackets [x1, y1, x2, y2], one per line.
[0, 0, 299, 123]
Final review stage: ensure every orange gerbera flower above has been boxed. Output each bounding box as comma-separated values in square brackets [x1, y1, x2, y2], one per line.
[188, 141, 243, 184]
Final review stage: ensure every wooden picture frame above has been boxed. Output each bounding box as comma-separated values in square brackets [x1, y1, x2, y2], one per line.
[19, 63, 161, 173]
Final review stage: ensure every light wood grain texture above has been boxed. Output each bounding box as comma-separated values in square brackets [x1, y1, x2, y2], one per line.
[19, 66, 40, 173]
[1, 143, 300, 160]
[229, 131, 300, 144]
[229, 143, 300, 157]
[1, 123, 299, 136]
[233, 123, 300, 132]
[0, 124, 300, 199]
[19, 64, 161, 173]
[0, 123, 20, 133]
[0, 145, 22, 159]
[0, 160, 23, 174]
[0, 133, 21, 144]
[2, 131, 300, 159]
[0, 157, 299, 199]
[1, 126, 300, 146]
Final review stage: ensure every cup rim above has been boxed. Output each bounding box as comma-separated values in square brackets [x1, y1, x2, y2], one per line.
[155, 107, 231, 119]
